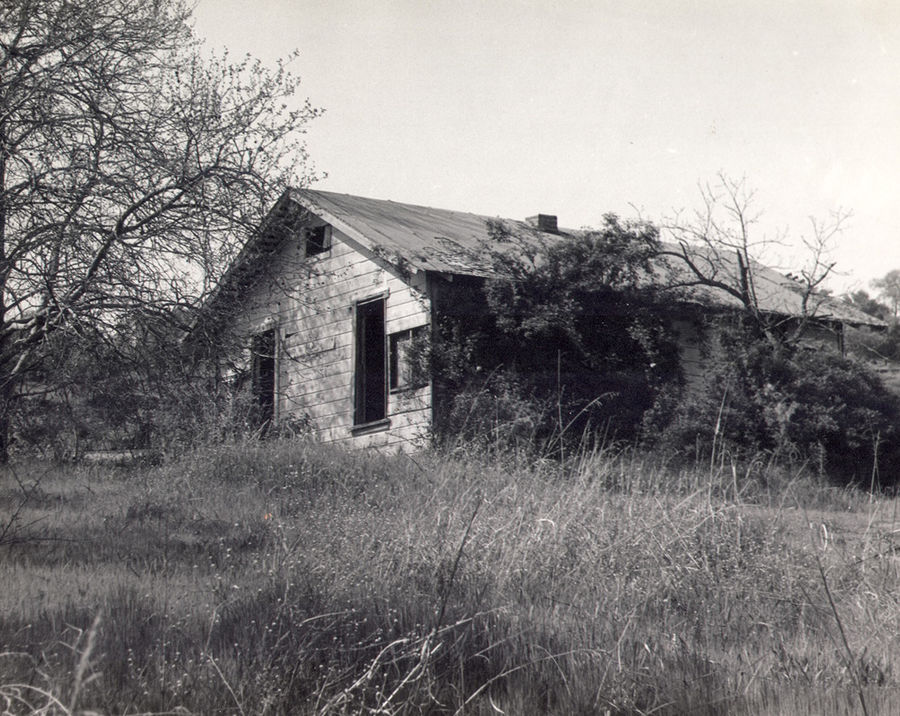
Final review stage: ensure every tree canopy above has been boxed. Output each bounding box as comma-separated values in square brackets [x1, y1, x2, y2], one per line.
[843, 290, 890, 321]
[426, 215, 679, 452]
[0, 0, 320, 459]
[872, 269, 900, 319]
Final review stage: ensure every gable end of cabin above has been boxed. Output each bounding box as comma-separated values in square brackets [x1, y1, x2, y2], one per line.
[213, 197, 434, 451]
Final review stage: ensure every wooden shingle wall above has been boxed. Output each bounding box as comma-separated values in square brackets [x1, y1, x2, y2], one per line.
[670, 315, 845, 394]
[223, 223, 432, 451]
[669, 318, 707, 390]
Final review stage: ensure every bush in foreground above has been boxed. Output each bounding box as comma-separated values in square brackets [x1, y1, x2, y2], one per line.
[647, 322, 900, 488]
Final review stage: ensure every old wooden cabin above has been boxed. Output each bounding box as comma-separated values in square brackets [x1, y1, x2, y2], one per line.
[196, 189, 883, 450]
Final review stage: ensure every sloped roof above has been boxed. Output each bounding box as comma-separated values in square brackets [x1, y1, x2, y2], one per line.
[655, 245, 884, 327]
[290, 188, 560, 276]
[199, 189, 882, 330]
[290, 189, 882, 328]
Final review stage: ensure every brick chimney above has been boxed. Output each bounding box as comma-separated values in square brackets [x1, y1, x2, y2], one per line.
[526, 214, 558, 234]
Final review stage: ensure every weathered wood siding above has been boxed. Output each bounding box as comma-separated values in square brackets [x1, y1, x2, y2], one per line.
[671, 315, 844, 393]
[223, 223, 432, 451]
[795, 321, 843, 354]
[670, 318, 706, 390]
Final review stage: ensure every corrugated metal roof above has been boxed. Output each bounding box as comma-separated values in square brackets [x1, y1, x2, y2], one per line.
[290, 189, 559, 276]
[655, 245, 885, 327]
[286, 189, 884, 328]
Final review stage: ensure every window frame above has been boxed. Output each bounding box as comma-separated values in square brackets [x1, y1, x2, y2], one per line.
[250, 327, 277, 430]
[304, 224, 332, 257]
[389, 326, 428, 393]
[352, 294, 389, 430]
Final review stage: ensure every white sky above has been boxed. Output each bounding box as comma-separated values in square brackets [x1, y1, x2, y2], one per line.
[193, 0, 900, 294]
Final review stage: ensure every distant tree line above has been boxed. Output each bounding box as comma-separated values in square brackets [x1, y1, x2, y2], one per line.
[841, 275, 900, 363]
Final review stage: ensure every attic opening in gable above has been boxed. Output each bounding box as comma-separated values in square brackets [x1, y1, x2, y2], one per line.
[304, 224, 332, 256]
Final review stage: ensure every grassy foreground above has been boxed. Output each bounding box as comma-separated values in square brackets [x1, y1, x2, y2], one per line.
[1, 441, 899, 715]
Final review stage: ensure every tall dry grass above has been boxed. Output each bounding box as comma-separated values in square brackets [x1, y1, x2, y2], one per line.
[1, 440, 899, 714]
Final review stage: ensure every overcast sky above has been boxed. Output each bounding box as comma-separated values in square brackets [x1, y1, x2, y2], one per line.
[193, 0, 900, 293]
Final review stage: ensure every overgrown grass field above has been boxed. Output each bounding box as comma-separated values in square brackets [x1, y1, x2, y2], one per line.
[1, 441, 899, 714]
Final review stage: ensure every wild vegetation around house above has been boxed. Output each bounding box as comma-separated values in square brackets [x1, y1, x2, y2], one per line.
[2, 440, 899, 714]
[645, 319, 900, 487]
[424, 215, 680, 454]
[419, 214, 900, 487]
[0, 0, 320, 462]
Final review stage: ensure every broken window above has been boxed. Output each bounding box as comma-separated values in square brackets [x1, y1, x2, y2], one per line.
[251, 328, 276, 429]
[354, 297, 387, 425]
[305, 224, 332, 256]
[389, 327, 427, 392]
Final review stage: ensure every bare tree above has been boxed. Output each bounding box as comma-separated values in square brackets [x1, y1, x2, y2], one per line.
[656, 173, 846, 351]
[0, 0, 321, 460]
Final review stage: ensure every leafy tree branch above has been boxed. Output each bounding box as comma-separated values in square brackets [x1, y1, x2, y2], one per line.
[0, 0, 321, 460]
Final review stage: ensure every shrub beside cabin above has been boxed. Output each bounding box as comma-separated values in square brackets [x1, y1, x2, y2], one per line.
[195, 189, 884, 450]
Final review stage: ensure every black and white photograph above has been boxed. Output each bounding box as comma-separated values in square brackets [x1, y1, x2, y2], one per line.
[2, 1, 900, 713]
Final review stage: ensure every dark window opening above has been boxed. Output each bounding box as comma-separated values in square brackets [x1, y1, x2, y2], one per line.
[305, 225, 332, 256]
[354, 298, 387, 425]
[251, 328, 276, 429]
[390, 327, 427, 392]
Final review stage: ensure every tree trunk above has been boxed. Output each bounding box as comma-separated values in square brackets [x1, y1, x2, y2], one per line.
[0, 131, 9, 464]
[0, 405, 10, 465]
